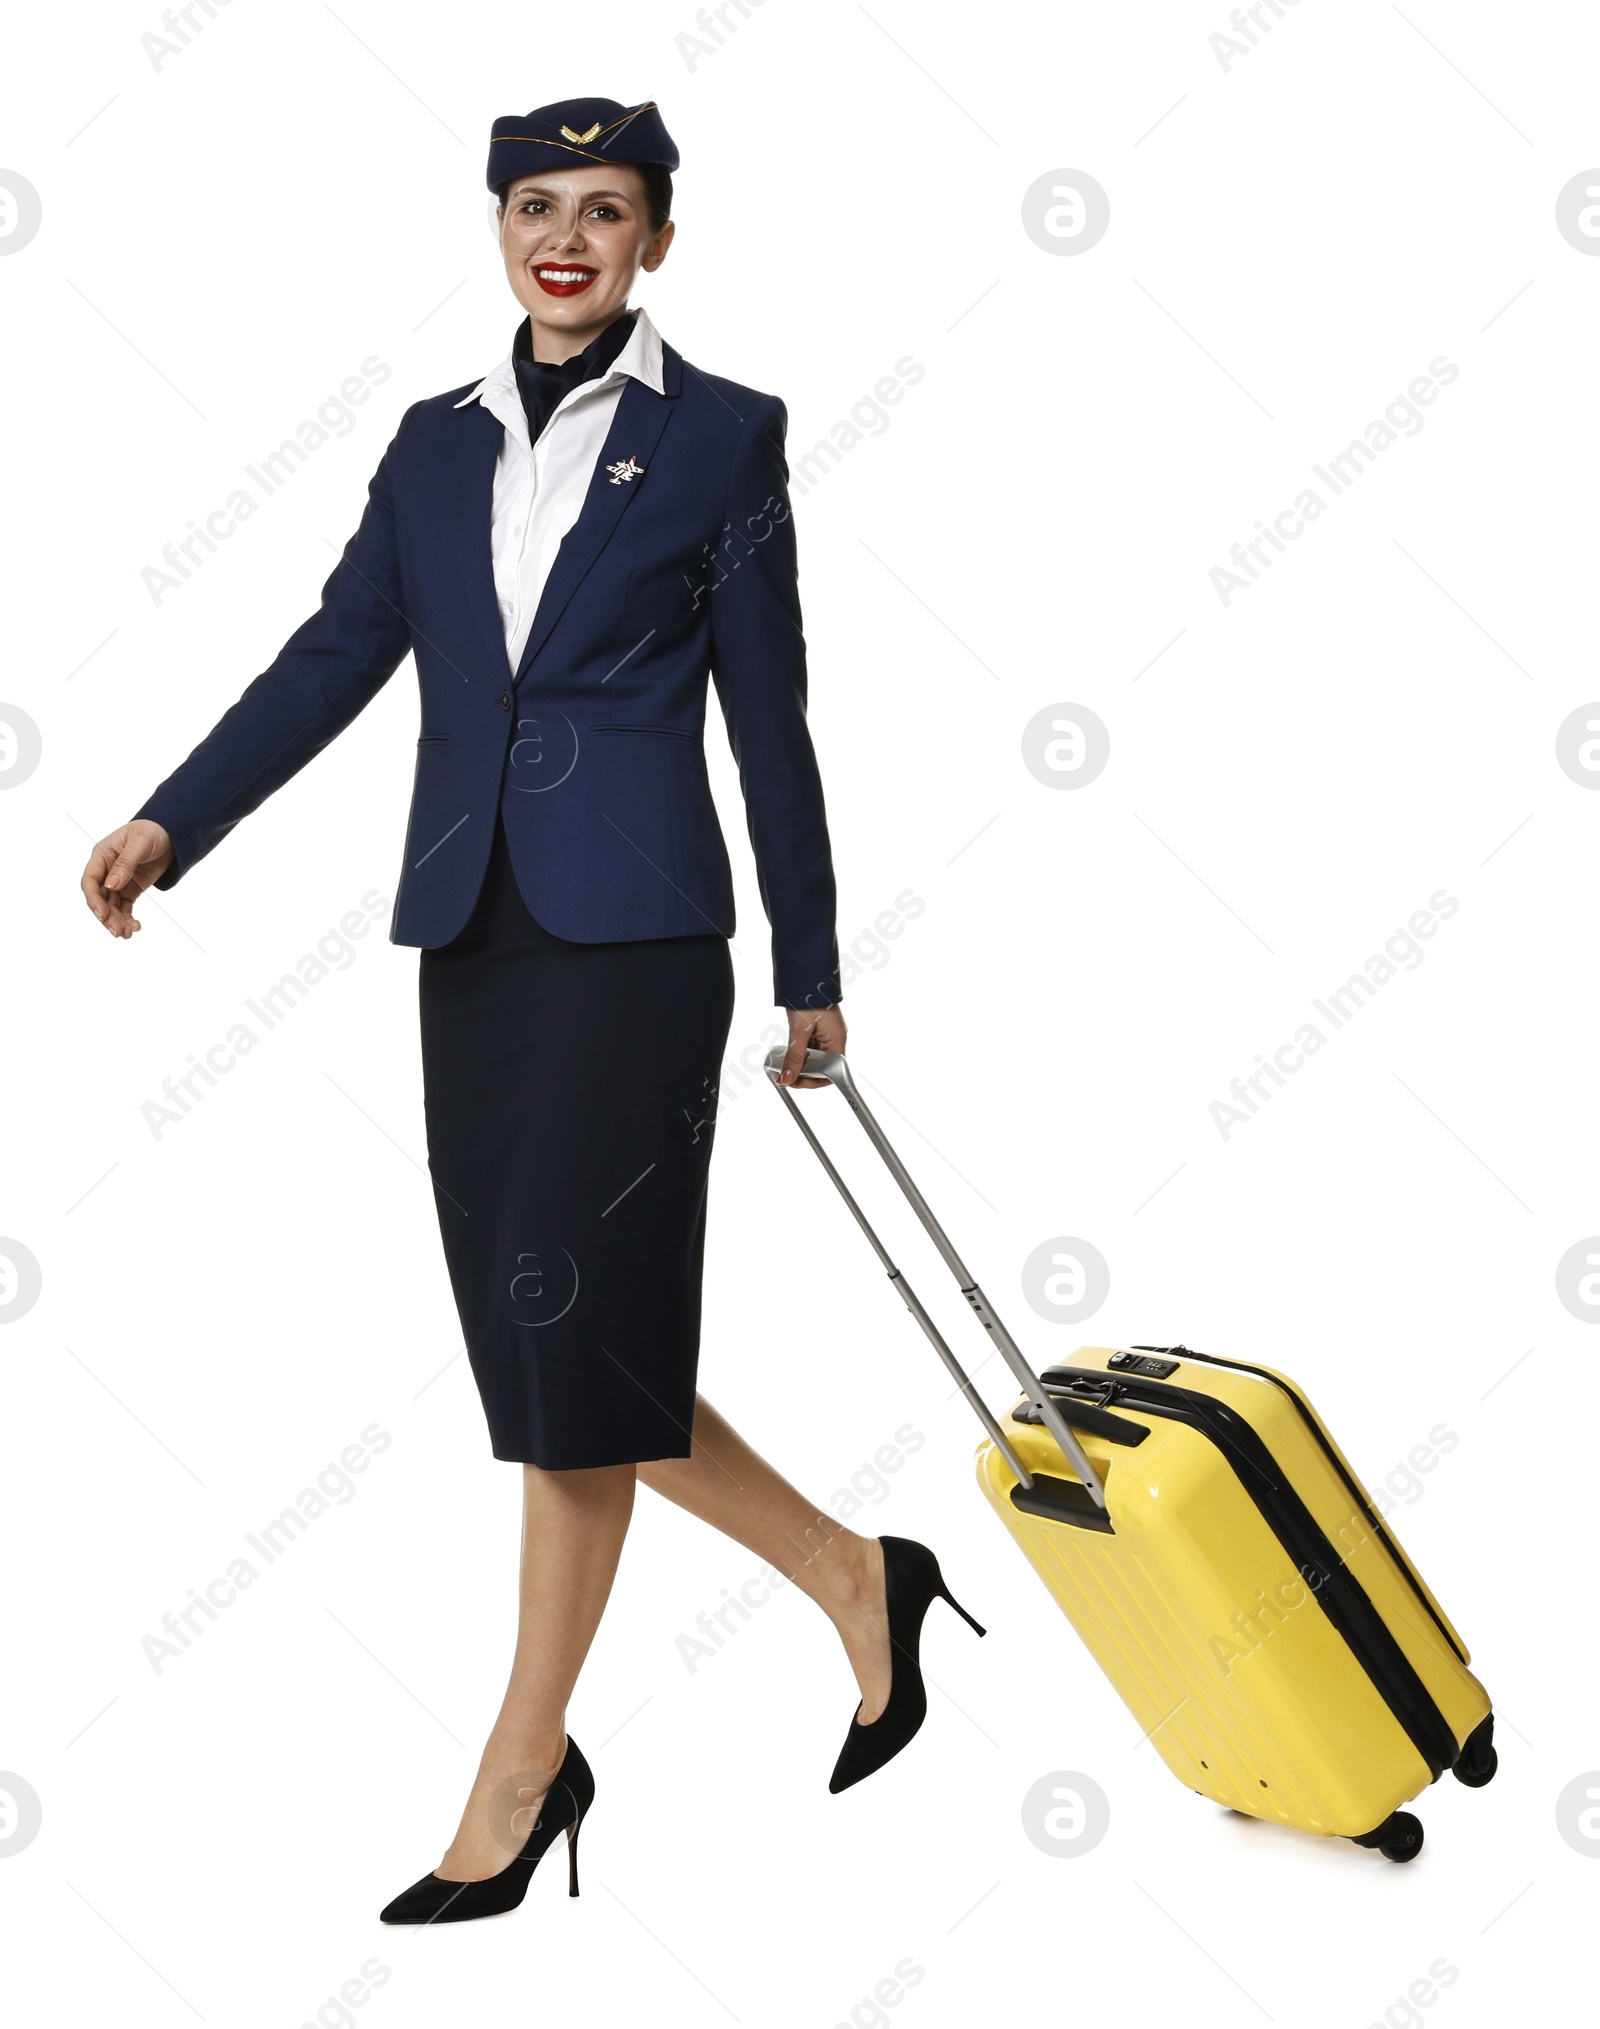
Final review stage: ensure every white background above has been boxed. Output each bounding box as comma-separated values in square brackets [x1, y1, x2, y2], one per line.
[3, 1, 1595, 2022]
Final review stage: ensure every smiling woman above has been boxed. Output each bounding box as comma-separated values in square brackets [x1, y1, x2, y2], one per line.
[80, 89, 975, 1933]
[496, 159, 675, 324]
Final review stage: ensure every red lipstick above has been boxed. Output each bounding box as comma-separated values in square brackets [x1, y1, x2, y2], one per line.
[532, 264, 599, 297]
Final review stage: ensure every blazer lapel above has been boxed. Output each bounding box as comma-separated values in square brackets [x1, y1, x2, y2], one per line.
[456, 400, 515, 683]
[513, 373, 677, 685]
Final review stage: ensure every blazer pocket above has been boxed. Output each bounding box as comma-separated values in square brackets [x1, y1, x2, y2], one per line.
[593, 724, 694, 740]
[416, 734, 450, 744]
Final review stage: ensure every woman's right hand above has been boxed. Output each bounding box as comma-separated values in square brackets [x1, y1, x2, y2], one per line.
[82, 821, 175, 940]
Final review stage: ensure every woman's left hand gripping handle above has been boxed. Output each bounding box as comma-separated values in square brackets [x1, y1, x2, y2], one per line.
[778, 1004, 848, 1088]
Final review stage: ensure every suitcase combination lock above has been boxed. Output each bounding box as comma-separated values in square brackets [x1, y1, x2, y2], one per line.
[1111, 1350, 1181, 1379]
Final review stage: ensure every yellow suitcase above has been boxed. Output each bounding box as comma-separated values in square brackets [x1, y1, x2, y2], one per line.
[767, 1050, 1496, 1861]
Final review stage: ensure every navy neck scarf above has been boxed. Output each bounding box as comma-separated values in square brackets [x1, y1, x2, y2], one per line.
[511, 309, 638, 444]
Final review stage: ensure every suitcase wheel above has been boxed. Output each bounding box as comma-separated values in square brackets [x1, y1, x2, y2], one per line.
[1350, 1810, 1425, 1863]
[1379, 1812, 1424, 1862]
[1453, 1746, 1498, 1788]
[1452, 1715, 1498, 1789]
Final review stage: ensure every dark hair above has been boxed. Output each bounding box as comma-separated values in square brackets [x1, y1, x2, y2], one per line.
[497, 163, 673, 234]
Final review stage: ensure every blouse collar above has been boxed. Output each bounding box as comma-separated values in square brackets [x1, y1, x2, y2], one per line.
[454, 300, 667, 415]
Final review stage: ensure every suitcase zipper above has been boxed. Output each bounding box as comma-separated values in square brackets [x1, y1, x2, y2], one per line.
[1036, 1366, 1460, 1782]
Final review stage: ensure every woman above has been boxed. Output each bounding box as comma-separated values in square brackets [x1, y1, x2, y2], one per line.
[80, 95, 983, 1924]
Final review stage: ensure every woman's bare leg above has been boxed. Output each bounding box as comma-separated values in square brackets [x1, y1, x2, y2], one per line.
[437, 1459, 635, 1881]
[637, 1395, 892, 1723]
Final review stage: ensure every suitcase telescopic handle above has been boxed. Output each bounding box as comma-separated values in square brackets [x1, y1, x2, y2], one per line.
[764, 1047, 1108, 1507]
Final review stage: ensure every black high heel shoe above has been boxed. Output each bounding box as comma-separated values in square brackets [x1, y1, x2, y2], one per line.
[379, 1736, 593, 1924]
[829, 1536, 986, 1794]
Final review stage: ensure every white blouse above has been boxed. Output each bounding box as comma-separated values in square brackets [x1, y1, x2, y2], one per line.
[452, 303, 668, 675]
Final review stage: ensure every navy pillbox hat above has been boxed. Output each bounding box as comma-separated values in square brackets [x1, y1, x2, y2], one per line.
[486, 98, 679, 191]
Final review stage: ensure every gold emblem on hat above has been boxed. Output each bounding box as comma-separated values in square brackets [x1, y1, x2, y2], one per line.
[560, 121, 603, 144]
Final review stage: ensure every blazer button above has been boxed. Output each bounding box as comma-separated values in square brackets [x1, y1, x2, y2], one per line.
[499, 690, 512, 710]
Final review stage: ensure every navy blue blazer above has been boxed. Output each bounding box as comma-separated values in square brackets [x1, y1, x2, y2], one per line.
[135, 341, 842, 1009]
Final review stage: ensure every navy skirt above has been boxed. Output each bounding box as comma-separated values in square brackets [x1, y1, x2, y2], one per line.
[418, 812, 735, 1468]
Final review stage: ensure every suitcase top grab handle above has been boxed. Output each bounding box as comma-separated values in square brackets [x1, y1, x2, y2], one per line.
[764, 1047, 1107, 1506]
